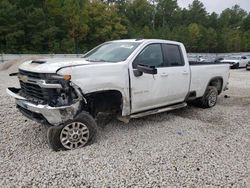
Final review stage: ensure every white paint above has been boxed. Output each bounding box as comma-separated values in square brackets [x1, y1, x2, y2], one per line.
[17, 39, 230, 116]
[190, 64, 230, 97]
[128, 41, 191, 113]
[19, 58, 91, 73]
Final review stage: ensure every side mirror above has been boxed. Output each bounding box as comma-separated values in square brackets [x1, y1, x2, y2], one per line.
[135, 64, 157, 76]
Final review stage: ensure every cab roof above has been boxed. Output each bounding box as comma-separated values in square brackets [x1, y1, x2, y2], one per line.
[110, 39, 183, 46]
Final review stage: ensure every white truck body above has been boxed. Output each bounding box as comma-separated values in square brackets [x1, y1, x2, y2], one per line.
[7, 39, 230, 150]
[15, 39, 229, 117]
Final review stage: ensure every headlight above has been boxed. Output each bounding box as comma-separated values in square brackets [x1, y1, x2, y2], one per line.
[46, 74, 71, 81]
[45, 74, 71, 85]
[62, 75, 71, 81]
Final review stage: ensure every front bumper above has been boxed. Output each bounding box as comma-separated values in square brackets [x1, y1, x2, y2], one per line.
[7, 87, 81, 126]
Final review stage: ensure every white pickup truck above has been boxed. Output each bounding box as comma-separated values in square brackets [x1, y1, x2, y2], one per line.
[7, 39, 230, 151]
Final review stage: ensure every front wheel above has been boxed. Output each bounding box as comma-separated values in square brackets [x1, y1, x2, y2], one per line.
[47, 111, 97, 151]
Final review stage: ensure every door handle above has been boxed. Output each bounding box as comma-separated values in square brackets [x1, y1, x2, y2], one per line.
[182, 71, 189, 75]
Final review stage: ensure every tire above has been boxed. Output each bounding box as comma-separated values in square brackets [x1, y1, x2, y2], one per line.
[197, 86, 218, 108]
[47, 111, 97, 151]
[235, 63, 239, 69]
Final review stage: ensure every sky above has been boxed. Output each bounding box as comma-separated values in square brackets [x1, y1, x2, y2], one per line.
[177, 0, 250, 13]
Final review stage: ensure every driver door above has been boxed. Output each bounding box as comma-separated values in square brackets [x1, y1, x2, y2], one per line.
[130, 43, 170, 113]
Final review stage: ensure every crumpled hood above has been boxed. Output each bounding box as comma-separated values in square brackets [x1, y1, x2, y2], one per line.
[18, 58, 94, 73]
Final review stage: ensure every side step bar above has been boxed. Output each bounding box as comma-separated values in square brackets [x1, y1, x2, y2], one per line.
[130, 102, 187, 119]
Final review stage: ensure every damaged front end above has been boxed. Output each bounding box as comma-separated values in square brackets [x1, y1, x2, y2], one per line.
[7, 70, 85, 126]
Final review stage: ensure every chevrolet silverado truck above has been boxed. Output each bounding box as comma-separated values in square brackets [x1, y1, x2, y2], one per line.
[7, 39, 230, 151]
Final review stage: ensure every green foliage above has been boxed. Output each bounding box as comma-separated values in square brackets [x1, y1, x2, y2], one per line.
[187, 23, 201, 52]
[85, 0, 127, 49]
[187, 0, 208, 25]
[126, 0, 154, 28]
[0, 0, 250, 53]
[156, 0, 178, 27]
[63, 0, 88, 53]
[242, 13, 250, 31]
[242, 31, 250, 51]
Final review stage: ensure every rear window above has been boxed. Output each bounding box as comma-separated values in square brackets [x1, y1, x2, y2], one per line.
[162, 44, 184, 66]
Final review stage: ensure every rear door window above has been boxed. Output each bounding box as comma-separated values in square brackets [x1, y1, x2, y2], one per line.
[162, 44, 184, 66]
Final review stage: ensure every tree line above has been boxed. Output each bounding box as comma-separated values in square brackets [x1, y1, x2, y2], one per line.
[0, 0, 250, 53]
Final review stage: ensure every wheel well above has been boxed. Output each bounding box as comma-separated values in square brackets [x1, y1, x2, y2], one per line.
[85, 90, 123, 117]
[208, 77, 223, 94]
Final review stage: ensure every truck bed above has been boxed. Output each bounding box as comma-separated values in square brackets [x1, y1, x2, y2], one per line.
[189, 62, 230, 98]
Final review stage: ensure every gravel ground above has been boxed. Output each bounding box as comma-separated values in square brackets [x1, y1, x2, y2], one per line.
[0, 63, 250, 187]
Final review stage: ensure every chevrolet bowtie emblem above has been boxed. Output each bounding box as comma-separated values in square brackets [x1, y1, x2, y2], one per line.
[19, 75, 28, 82]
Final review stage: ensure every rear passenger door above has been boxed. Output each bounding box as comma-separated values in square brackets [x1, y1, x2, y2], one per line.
[161, 44, 190, 103]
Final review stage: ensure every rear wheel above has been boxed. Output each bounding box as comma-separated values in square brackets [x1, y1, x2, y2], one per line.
[47, 111, 97, 151]
[196, 86, 218, 108]
[191, 86, 218, 108]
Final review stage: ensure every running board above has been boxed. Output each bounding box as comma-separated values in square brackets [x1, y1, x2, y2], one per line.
[130, 102, 187, 119]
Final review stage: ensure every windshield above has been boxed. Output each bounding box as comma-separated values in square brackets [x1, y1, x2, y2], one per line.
[224, 56, 240, 60]
[83, 42, 141, 62]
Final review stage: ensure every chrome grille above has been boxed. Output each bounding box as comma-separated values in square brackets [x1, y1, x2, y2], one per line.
[19, 81, 45, 101]
[18, 69, 59, 104]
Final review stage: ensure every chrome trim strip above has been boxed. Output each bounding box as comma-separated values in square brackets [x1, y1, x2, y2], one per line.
[37, 80, 63, 89]
[19, 76, 62, 89]
[7, 87, 83, 125]
[16, 99, 80, 125]
[6, 88, 26, 100]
